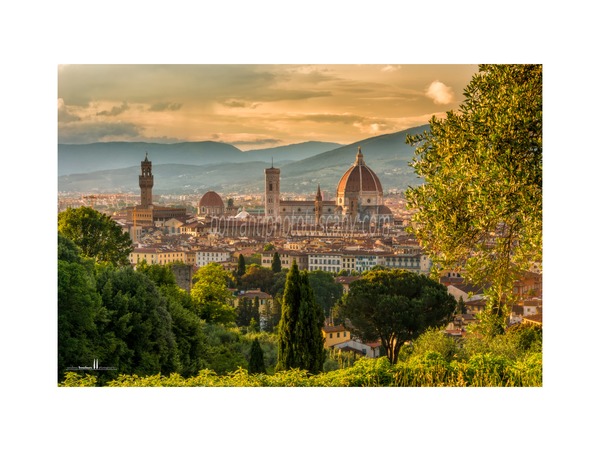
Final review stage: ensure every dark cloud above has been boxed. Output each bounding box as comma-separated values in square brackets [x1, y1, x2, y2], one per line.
[96, 102, 129, 116]
[148, 102, 183, 112]
[58, 122, 143, 144]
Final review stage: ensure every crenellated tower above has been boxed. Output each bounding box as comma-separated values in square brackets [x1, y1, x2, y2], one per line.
[139, 152, 154, 208]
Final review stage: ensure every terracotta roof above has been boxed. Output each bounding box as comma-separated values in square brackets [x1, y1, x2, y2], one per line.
[336, 148, 383, 195]
[199, 191, 224, 207]
[322, 325, 347, 333]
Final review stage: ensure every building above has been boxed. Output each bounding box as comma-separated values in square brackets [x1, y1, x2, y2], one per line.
[322, 324, 351, 348]
[264, 147, 392, 226]
[198, 191, 225, 217]
[129, 247, 187, 267]
[123, 154, 187, 226]
[195, 247, 231, 267]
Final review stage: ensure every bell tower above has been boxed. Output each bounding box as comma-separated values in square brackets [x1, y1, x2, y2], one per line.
[139, 152, 154, 208]
[315, 184, 323, 224]
[265, 160, 280, 218]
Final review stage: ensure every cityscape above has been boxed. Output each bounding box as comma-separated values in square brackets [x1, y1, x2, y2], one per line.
[57, 65, 542, 390]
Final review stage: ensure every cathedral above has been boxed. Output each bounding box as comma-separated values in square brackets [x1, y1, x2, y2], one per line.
[265, 146, 392, 225]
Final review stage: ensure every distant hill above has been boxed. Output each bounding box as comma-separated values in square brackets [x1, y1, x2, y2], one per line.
[57, 125, 429, 195]
[244, 141, 342, 164]
[58, 140, 342, 176]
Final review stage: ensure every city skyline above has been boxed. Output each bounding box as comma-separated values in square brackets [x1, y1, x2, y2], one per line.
[58, 64, 478, 149]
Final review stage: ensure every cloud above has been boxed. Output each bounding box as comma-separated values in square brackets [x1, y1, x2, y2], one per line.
[425, 81, 455, 105]
[148, 102, 183, 112]
[96, 102, 130, 116]
[58, 122, 143, 144]
[222, 99, 261, 109]
[57, 98, 81, 123]
[381, 65, 402, 72]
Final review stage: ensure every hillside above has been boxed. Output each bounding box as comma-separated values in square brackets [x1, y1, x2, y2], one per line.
[57, 125, 429, 195]
[58, 140, 342, 176]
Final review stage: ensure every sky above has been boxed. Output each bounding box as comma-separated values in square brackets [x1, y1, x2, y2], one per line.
[58, 64, 479, 149]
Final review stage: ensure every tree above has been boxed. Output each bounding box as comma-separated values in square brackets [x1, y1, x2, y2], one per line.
[248, 338, 266, 374]
[271, 251, 282, 273]
[277, 261, 325, 373]
[240, 264, 274, 293]
[95, 265, 180, 376]
[191, 263, 236, 325]
[406, 64, 542, 334]
[307, 270, 344, 317]
[58, 234, 104, 381]
[237, 254, 246, 277]
[339, 269, 456, 364]
[58, 206, 133, 266]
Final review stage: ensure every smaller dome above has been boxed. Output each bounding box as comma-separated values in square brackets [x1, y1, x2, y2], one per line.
[199, 191, 224, 207]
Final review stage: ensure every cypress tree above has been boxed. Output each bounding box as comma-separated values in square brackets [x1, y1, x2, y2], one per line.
[276, 260, 325, 373]
[248, 338, 266, 374]
[237, 254, 246, 277]
[272, 252, 282, 273]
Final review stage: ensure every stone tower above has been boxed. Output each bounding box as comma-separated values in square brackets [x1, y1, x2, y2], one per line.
[139, 152, 154, 208]
[265, 161, 280, 218]
[315, 184, 323, 224]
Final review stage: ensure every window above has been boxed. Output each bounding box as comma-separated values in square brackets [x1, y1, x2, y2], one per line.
[269, 183, 273, 191]
[329, 333, 333, 339]
[343, 332, 347, 337]
[337, 332, 340, 338]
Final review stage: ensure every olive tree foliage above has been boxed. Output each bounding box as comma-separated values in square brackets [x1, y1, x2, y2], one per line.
[58, 206, 133, 266]
[339, 269, 456, 364]
[406, 64, 542, 333]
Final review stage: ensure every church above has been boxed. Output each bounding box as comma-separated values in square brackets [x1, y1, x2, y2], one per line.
[265, 146, 392, 225]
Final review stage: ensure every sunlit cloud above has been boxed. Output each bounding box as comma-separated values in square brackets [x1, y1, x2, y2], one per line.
[57, 98, 81, 123]
[382, 65, 402, 72]
[425, 80, 455, 105]
[97, 102, 130, 116]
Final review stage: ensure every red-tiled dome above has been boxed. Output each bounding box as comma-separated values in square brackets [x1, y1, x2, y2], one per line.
[336, 147, 383, 196]
[199, 191, 224, 207]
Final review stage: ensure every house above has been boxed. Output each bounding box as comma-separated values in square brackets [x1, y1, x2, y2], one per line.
[322, 324, 351, 348]
[333, 339, 382, 358]
[523, 298, 542, 317]
[522, 313, 542, 327]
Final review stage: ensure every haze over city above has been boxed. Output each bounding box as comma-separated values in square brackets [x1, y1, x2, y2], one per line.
[58, 64, 478, 149]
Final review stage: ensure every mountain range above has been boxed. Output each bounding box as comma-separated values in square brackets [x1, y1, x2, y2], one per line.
[57, 125, 429, 196]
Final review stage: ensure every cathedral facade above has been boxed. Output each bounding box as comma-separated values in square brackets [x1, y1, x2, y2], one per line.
[264, 147, 392, 226]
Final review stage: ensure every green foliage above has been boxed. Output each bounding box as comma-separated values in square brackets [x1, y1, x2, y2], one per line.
[94, 266, 180, 376]
[58, 206, 133, 266]
[58, 235, 105, 381]
[237, 254, 246, 277]
[240, 264, 274, 293]
[339, 269, 456, 364]
[191, 263, 236, 325]
[248, 338, 266, 374]
[263, 243, 275, 252]
[307, 270, 344, 317]
[277, 261, 326, 373]
[406, 64, 542, 332]
[271, 252, 282, 273]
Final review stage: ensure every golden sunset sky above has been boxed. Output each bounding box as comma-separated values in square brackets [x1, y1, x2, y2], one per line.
[58, 64, 478, 149]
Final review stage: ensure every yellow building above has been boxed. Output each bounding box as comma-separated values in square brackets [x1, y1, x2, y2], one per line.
[322, 324, 351, 348]
[129, 247, 187, 267]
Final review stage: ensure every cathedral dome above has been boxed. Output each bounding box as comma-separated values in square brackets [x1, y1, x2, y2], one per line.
[336, 147, 383, 196]
[199, 191, 224, 208]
